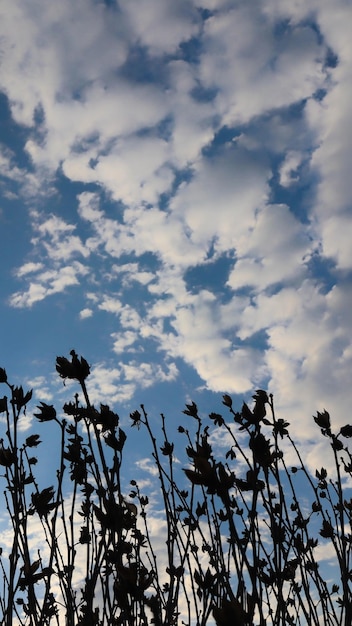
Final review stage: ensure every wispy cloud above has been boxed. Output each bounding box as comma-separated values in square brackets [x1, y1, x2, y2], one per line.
[10, 262, 89, 308]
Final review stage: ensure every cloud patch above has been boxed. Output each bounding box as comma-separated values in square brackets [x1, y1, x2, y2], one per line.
[1, 0, 351, 449]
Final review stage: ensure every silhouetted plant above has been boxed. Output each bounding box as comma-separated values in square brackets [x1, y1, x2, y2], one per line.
[0, 352, 351, 625]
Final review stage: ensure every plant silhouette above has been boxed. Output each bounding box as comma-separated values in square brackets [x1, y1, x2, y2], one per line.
[0, 353, 351, 625]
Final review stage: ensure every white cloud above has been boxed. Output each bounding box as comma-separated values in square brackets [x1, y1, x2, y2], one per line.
[165, 59, 216, 165]
[79, 307, 93, 319]
[86, 136, 173, 206]
[15, 261, 44, 277]
[199, 4, 326, 126]
[227, 203, 311, 291]
[135, 457, 160, 477]
[85, 359, 179, 405]
[131, 271, 155, 285]
[9, 283, 48, 308]
[119, 0, 200, 55]
[78, 192, 204, 267]
[111, 330, 138, 354]
[171, 143, 270, 253]
[262, 281, 352, 441]
[305, 58, 352, 275]
[169, 320, 265, 394]
[1, 0, 352, 469]
[98, 296, 122, 315]
[2, 6, 352, 625]
[0, 143, 47, 198]
[119, 361, 178, 387]
[0, 0, 129, 126]
[319, 215, 352, 270]
[32, 210, 90, 260]
[10, 262, 89, 308]
[9, 208, 93, 306]
[119, 305, 142, 330]
[279, 150, 303, 187]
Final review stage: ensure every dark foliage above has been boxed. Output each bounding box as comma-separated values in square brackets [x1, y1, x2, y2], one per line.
[0, 351, 351, 625]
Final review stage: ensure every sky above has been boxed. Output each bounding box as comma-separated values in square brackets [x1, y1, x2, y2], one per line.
[1, 1, 352, 623]
[0, 0, 352, 468]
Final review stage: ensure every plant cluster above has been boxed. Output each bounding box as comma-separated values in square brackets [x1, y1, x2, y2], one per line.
[0, 352, 351, 625]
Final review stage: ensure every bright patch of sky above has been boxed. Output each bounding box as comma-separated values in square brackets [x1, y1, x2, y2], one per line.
[0, 0, 351, 465]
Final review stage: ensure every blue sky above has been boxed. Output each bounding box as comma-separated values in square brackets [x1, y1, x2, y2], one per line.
[0, 0, 352, 468]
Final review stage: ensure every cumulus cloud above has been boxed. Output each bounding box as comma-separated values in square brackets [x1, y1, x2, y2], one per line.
[0, 143, 47, 198]
[111, 330, 138, 353]
[15, 261, 44, 277]
[10, 262, 89, 308]
[227, 203, 311, 291]
[198, 3, 326, 126]
[170, 143, 271, 253]
[120, 0, 200, 55]
[1, 11, 352, 619]
[79, 307, 93, 319]
[1, 0, 351, 460]
[279, 151, 303, 187]
[84, 360, 179, 405]
[33, 212, 90, 261]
